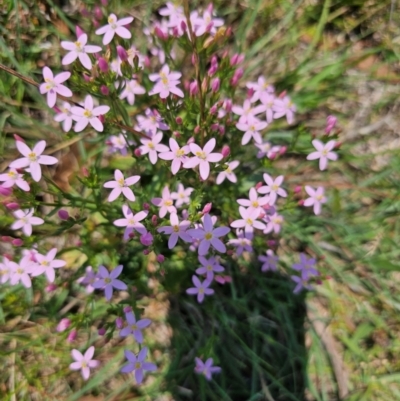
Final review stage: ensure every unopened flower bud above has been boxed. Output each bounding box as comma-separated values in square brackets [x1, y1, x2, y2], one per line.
[58, 209, 69, 220]
[231, 68, 244, 86]
[230, 53, 239, 66]
[193, 124, 200, 134]
[100, 85, 109, 95]
[6, 202, 19, 210]
[325, 115, 337, 135]
[117, 45, 128, 62]
[201, 77, 208, 93]
[134, 148, 142, 157]
[98, 115, 105, 124]
[269, 152, 277, 160]
[221, 145, 230, 158]
[0, 186, 12, 196]
[210, 104, 218, 114]
[81, 7, 90, 17]
[208, 63, 218, 76]
[189, 80, 198, 96]
[175, 116, 183, 125]
[247, 87, 255, 99]
[278, 90, 287, 99]
[173, 131, 181, 138]
[279, 146, 287, 155]
[211, 77, 220, 92]
[67, 329, 77, 343]
[98, 327, 106, 336]
[12, 238, 23, 247]
[202, 203, 212, 214]
[191, 53, 197, 65]
[151, 215, 158, 226]
[57, 318, 71, 332]
[82, 73, 91, 82]
[172, 26, 179, 37]
[294, 185, 302, 194]
[143, 249, 150, 255]
[94, 6, 103, 20]
[255, 181, 263, 190]
[156, 254, 165, 263]
[101, 0, 108, 5]
[81, 167, 89, 177]
[143, 202, 150, 210]
[98, 57, 109, 73]
[298, 200, 305, 206]
[46, 283, 57, 292]
[218, 125, 225, 135]
[123, 306, 132, 313]
[140, 232, 154, 246]
[1, 236, 12, 243]
[75, 26, 85, 38]
[115, 317, 124, 329]
[180, 20, 187, 32]
[144, 56, 151, 68]
[267, 240, 276, 248]
[155, 26, 167, 40]
[211, 123, 219, 132]
[334, 141, 342, 149]
[13, 134, 24, 142]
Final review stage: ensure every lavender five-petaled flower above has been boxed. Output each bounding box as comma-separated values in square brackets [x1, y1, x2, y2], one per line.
[186, 275, 214, 303]
[92, 265, 127, 300]
[120, 347, 157, 384]
[69, 346, 99, 380]
[119, 311, 151, 343]
[194, 357, 221, 380]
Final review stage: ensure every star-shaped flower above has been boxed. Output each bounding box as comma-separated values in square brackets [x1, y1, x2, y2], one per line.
[157, 212, 192, 249]
[103, 170, 140, 202]
[30, 248, 66, 282]
[119, 311, 151, 343]
[114, 205, 148, 239]
[139, 132, 169, 165]
[61, 34, 102, 70]
[0, 168, 30, 191]
[186, 275, 214, 303]
[120, 347, 157, 384]
[151, 186, 177, 218]
[39, 67, 72, 108]
[158, 138, 190, 175]
[194, 357, 221, 380]
[306, 140, 338, 170]
[257, 173, 287, 205]
[95, 14, 134, 45]
[303, 186, 327, 215]
[11, 209, 44, 236]
[92, 265, 127, 301]
[70, 346, 100, 380]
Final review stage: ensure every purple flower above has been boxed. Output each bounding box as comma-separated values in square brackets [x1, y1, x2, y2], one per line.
[151, 186, 177, 218]
[92, 265, 127, 301]
[194, 357, 221, 380]
[237, 187, 270, 214]
[306, 140, 338, 171]
[119, 311, 151, 343]
[246, 76, 274, 102]
[157, 212, 192, 249]
[236, 118, 268, 145]
[258, 250, 279, 272]
[170, 183, 194, 207]
[120, 347, 157, 384]
[195, 256, 224, 281]
[186, 275, 214, 303]
[120, 79, 146, 106]
[216, 161, 240, 185]
[227, 229, 253, 256]
[69, 346, 99, 380]
[292, 253, 319, 280]
[183, 138, 223, 181]
[10, 140, 58, 182]
[187, 213, 230, 256]
[77, 266, 98, 293]
[291, 275, 313, 294]
[263, 212, 284, 234]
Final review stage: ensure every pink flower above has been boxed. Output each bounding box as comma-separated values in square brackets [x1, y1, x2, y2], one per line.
[237, 187, 269, 214]
[232, 99, 264, 124]
[257, 173, 287, 205]
[114, 205, 148, 239]
[39, 67, 72, 108]
[139, 132, 169, 164]
[0, 168, 30, 191]
[186, 275, 214, 303]
[70, 346, 100, 380]
[54, 102, 73, 132]
[183, 138, 223, 180]
[136, 109, 169, 135]
[255, 141, 281, 159]
[216, 161, 239, 184]
[227, 229, 253, 256]
[120, 79, 146, 106]
[230, 206, 266, 234]
[304, 186, 327, 215]
[259, 93, 277, 123]
[103, 170, 140, 202]
[157, 212, 192, 249]
[11, 209, 44, 236]
[9, 256, 32, 288]
[196, 256, 224, 281]
[263, 212, 284, 234]
[306, 140, 338, 170]
[158, 138, 190, 174]
[272, 95, 296, 124]
[170, 183, 194, 207]
[148, 65, 184, 98]
[236, 118, 268, 145]
[61, 34, 102, 69]
[57, 318, 71, 332]
[95, 14, 134, 45]
[10, 140, 58, 182]
[187, 213, 230, 255]
[192, 10, 224, 36]
[71, 95, 110, 133]
[151, 186, 177, 218]
[30, 248, 66, 283]
[246, 76, 274, 102]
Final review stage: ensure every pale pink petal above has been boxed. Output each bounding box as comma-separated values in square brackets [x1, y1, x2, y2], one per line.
[30, 162, 42, 182]
[42, 66, 53, 80]
[62, 52, 78, 65]
[115, 26, 131, 39]
[78, 53, 92, 70]
[203, 138, 216, 155]
[102, 29, 115, 45]
[54, 72, 71, 84]
[92, 105, 110, 116]
[108, 187, 122, 202]
[39, 155, 58, 165]
[89, 117, 104, 132]
[74, 119, 89, 132]
[199, 160, 210, 180]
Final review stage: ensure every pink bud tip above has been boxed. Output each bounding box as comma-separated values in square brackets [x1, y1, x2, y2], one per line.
[180, 20, 187, 32]
[156, 254, 165, 263]
[75, 26, 85, 38]
[6, 202, 19, 210]
[294, 185, 302, 194]
[57, 318, 71, 333]
[0, 186, 12, 196]
[12, 238, 23, 247]
[123, 306, 132, 313]
[143, 202, 150, 210]
[151, 215, 158, 226]
[215, 275, 225, 284]
[46, 283, 57, 292]
[117, 45, 128, 62]
[211, 77, 220, 92]
[134, 148, 142, 157]
[175, 116, 183, 125]
[98, 57, 109, 73]
[155, 26, 167, 40]
[191, 53, 197, 65]
[279, 146, 287, 155]
[267, 240, 276, 247]
[173, 131, 181, 138]
[98, 327, 106, 336]
[98, 115, 105, 124]
[211, 123, 219, 132]
[210, 105, 217, 115]
[143, 249, 150, 255]
[172, 26, 179, 37]
[100, 85, 109, 96]
[67, 329, 77, 343]
[13, 134, 24, 142]
[298, 200, 305, 206]
[1, 236, 12, 243]
[189, 80, 199, 96]
[58, 209, 69, 220]
[218, 125, 225, 135]
[81, 167, 89, 177]
[221, 145, 230, 158]
[202, 203, 212, 214]
[101, 0, 108, 5]
[187, 136, 196, 144]
[334, 141, 342, 149]
[208, 63, 218, 76]
[94, 6, 103, 20]
[255, 182, 263, 190]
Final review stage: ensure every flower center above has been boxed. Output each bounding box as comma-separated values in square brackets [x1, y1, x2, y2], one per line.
[28, 152, 37, 162]
[225, 167, 232, 173]
[74, 41, 82, 51]
[161, 77, 168, 85]
[207, 265, 213, 271]
[117, 178, 125, 187]
[8, 171, 17, 178]
[41, 260, 49, 267]
[195, 151, 206, 160]
[252, 201, 259, 207]
[176, 149, 185, 157]
[246, 218, 253, 225]
[128, 218, 136, 225]
[199, 288, 204, 294]
[135, 362, 141, 369]
[83, 110, 92, 118]
[164, 200, 173, 206]
[81, 361, 87, 368]
[322, 149, 328, 156]
[272, 184, 279, 191]
[205, 232, 213, 240]
[173, 225, 179, 232]
[104, 277, 111, 284]
[131, 324, 138, 330]
[316, 195, 324, 201]
[148, 142, 155, 150]
[16, 268, 23, 275]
